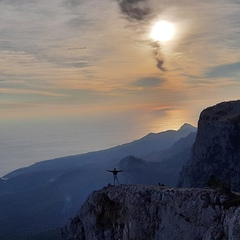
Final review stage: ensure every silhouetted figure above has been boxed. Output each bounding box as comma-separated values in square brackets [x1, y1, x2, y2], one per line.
[107, 168, 124, 185]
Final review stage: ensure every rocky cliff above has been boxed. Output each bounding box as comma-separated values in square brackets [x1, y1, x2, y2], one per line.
[61, 185, 240, 240]
[179, 100, 240, 190]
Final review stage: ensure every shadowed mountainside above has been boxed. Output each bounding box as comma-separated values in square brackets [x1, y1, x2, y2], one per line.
[179, 100, 240, 190]
[119, 132, 196, 187]
[0, 124, 196, 239]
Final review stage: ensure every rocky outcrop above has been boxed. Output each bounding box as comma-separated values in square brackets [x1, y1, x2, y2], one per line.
[179, 100, 240, 191]
[61, 185, 240, 240]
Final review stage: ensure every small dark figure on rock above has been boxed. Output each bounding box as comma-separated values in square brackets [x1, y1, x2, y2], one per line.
[107, 168, 124, 185]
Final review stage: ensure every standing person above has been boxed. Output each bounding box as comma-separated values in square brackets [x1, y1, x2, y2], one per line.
[107, 168, 124, 185]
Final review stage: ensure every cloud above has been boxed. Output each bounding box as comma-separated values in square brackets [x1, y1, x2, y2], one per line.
[151, 42, 166, 71]
[116, 0, 151, 21]
[133, 76, 165, 88]
[66, 16, 90, 28]
[205, 62, 240, 79]
[59, 61, 90, 69]
[0, 87, 66, 97]
[63, 0, 84, 8]
[116, 0, 166, 71]
[151, 107, 176, 118]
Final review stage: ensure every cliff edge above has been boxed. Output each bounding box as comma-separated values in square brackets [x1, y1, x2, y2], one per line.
[61, 185, 240, 240]
[179, 100, 240, 190]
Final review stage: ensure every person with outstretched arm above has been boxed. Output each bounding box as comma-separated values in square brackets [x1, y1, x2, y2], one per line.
[107, 168, 124, 185]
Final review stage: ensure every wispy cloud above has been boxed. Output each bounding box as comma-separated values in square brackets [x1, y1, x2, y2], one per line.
[115, 0, 167, 71]
[0, 88, 66, 97]
[2, 0, 240, 176]
[151, 106, 176, 117]
[132, 77, 165, 88]
[205, 62, 240, 79]
[0, 0, 240, 125]
[63, 0, 84, 8]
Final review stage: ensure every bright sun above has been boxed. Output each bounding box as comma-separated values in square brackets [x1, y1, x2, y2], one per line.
[150, 21, 175, 42]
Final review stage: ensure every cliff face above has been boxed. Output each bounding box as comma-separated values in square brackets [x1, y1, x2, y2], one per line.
[179, 100, 240, 190]
[61, 185, 240, 240]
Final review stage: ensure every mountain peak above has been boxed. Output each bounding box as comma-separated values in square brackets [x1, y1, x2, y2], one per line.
[178, 123, 196, 131]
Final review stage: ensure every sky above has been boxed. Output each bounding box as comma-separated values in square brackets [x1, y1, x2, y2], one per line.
[1, 0, 240, 176]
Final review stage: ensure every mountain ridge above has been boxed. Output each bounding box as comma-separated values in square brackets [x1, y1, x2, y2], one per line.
[4, 123, 196, 179]
[119, 132, 196, 187]
[0, 123, 196, 239]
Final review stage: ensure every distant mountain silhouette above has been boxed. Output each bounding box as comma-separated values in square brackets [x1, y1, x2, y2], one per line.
[119, 132, 197, 187]
[0, 123, 196, 240]
[4, 123, 196, 179]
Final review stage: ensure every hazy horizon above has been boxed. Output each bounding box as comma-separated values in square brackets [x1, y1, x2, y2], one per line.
[0, 120, 196, 177]
[1, 0, 239, 176]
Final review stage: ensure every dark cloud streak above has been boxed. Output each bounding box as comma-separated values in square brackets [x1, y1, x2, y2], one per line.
[117, 0, 151, 21]
[116, 0, 166, 72]
[150, 42, 166, 71]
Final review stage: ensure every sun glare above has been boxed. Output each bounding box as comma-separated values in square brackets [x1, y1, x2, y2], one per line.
[150, 20, 175, 42]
